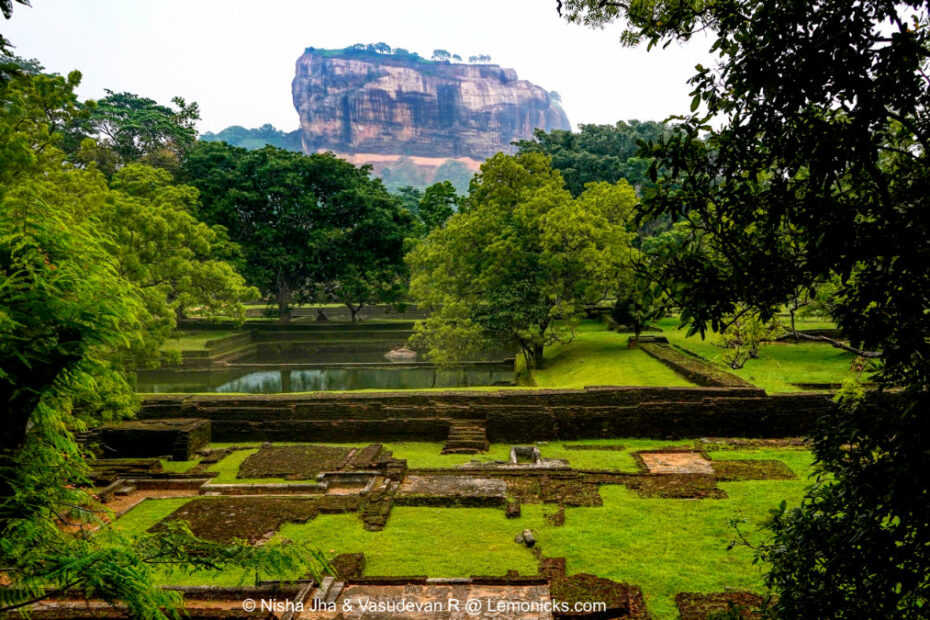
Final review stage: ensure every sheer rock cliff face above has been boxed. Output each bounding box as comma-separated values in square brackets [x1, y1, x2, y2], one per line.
[292, 50, 570, 160]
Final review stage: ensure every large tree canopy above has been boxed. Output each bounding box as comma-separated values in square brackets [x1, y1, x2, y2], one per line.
[182, 141, 413, 323]
[81, 90, 200, 175]
[514, 121, 670, 196]
[0, 68, 315, 617]
[558, 0, 930, 615]
[408, 152, 636, 368]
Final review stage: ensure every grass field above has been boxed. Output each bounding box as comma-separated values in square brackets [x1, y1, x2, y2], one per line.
[532, 321, 693, 388]
[117, 441, 816, 618]
[159, 330, 238, 352]
[150, 316, 859, 394]
[653, 317, 861, 392]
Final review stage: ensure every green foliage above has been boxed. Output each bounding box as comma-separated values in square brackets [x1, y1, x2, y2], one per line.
[715, 307, 782, 370]
[560, 0, 930, 614]
[417, 180, 461, 231]
[433, 159, 474, 194]
[182, 142, 413, 323]
[0, 68, 87, 185]
[394, 185, 422, 215]
[514, 121, 671, 197]
[380, 156, 428, 192]
[0, 64, 301, 617]
[610, 278, 664, 343]
[408, 153, 636, 367]
[82, 90, 200, 175]
[200, 123, 302, 152]
[105, 164, 257, 330]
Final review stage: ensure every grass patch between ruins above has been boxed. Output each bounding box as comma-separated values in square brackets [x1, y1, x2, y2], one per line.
[159, 330, 239, 352]
[115, 442, 818, 618]
[654, 317, 860, 392]
[530, 321, 694, 388]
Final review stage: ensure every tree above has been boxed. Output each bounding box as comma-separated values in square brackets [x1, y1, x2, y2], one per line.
[715, 306, 781, 369]
[408, 152, 636, 369]
[0, 0, 29, 76]
[82, 90, 200, 174]
[610, 279, 663, 346]
[182, 144, 328, 323]
[557, 0, 930, 614]
[324, 178, 414, 321]
[514, 121, 671, 197]
[105, 164, 257, 326]
[434, 159, 474, 194]
[394, 185, 422, 215]
[452, 53, 462, 62]
[0, 69, 320, 618]
[183, 143, 413, 324]
[200, 123, 302, 152]
[431, 49, 451, 62]
[418, 180, 461, 231]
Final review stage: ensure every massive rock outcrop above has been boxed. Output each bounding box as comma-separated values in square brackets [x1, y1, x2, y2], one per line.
[291, 47, 570, 161]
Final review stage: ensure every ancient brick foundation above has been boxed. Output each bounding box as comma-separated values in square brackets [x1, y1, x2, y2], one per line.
[96, 418, 211, 460]
[136, 387, 832, 443]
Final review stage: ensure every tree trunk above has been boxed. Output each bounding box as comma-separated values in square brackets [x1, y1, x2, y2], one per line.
[533, 343, 545, 369]
[276, 287, 291, 325]
[0, 332, 84, 530]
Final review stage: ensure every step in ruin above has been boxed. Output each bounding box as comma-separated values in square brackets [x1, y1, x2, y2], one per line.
[442, 419, 489, 454]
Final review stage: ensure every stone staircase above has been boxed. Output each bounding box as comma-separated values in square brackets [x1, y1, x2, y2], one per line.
[442, 419, 489, 454]
[312, 575, 345, 606]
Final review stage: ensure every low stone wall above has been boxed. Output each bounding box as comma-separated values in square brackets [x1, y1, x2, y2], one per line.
[243, 303, 427, 321]
[97, 418, 211, 460]
[137, 386, 832, 441]
[164, 324, 418, 370]
[639, 343, 754, 388]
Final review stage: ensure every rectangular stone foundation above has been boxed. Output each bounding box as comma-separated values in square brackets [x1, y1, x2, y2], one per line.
[97, 418, 211, 460]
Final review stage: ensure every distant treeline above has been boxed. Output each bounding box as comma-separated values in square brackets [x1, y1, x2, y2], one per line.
[200, 124, 302, 152]
[305, 43, 493, 65]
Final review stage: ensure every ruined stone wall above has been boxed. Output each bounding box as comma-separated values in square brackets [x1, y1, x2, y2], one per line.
[138, 387, 832, 442]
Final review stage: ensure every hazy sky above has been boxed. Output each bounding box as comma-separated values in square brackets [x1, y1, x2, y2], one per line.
[4, 1, 712, 134]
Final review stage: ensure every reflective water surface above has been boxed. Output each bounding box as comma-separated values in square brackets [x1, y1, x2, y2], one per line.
[136, 365, 514, 393]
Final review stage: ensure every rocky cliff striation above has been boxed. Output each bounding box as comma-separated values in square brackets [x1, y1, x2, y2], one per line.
[292, 47, 570, 160]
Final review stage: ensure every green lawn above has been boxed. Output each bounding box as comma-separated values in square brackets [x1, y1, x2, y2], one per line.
[537, 438, 695, 471]
[380, 442, 513, 468]
[654, 317, 860, 392]
[203, 440, 706, 472]
[116, 441, 815, 617]
[206, 448, 294, 484]
[159, 330, 238, 352]
[532, 321, 693, 388]
[274, 507, 542, 578]
[114, 497, 193, 536]
[539, 478, 809, 618]
[159, 459, 200, 473]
